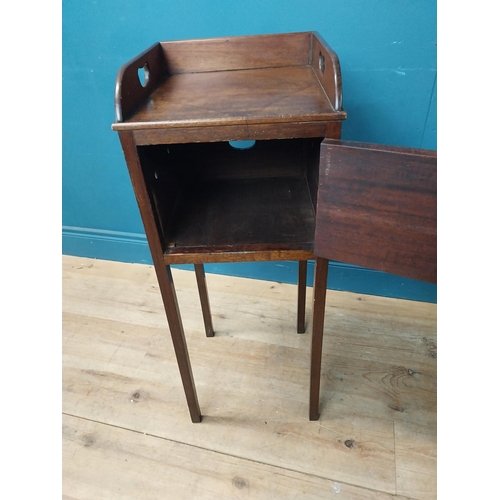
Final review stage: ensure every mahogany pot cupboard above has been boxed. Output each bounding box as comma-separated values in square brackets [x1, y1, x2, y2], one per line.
[112, 32, 436, 423]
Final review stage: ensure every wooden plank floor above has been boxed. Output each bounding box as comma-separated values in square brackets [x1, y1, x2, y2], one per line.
[62, 256, 437, 500]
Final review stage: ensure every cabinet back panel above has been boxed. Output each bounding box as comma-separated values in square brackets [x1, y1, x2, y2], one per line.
[144, 139, 322, 181]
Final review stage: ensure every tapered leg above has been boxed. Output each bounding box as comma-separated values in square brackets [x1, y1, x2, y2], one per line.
[118, 131, 201, 423]
[160, 265, 202, 423]
[297, 260, 307, 333]
[194, 264, 215, 337]
[309, 257, 329, 421]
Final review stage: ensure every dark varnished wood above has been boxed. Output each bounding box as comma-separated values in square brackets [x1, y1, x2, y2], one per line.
[132, 121, 332, 146]
[160, 32, 312, 74]
[309, 257, 329, 421]
[311, 32, 343, 112]
[118, 131, 202, 423]
[310, 141, 436, 421]
[138, 139, 321, 258]
[163, 249, 316, 266]
[297, 261, 307, 334]
[114, 66, 345, 131]
[147, 139, 310, 181]
[112, 32, 346, 132]
[114, 43, 165, 123]
[164, 177, 316, 254]
[325, 121, 343, 139]
[315, 140, 437, 284]
[194, 264, 215, 338]
[113, 33, 346, 422]
[112, 33, 439, 427]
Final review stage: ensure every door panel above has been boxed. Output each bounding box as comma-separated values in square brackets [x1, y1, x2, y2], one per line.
[314, 139, 436, 284]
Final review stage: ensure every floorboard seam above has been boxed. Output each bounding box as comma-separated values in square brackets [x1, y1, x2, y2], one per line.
[63, 411, 409, 498]
[393, 420, 399, 496]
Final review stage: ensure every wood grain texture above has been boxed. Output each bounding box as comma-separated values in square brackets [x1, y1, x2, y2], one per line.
[114, 66, 345, 131]
[132, 120, 331, 145]
[314, 140, 437, 283]
[163, 177, 316, 254]
[113, 34, 345, 423]
[63, 414, 408, 500]
[63, 256, 436, 499]
[311, 32, 343, 111]
[114, 43, 166, 123]
[394, 421, 437, 500]
[160, 32, 312, 74]
[112, 33, 346, 133]
[163, 249, 315, 265]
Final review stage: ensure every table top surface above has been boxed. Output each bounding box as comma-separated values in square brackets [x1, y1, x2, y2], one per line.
[114, 65, 346, 131]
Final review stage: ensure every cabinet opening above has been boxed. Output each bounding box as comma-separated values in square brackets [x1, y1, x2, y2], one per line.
[137, 138, 322, 257]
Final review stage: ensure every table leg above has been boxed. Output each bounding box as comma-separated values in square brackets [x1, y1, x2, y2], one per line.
[297, 260, 307, 333]
[119, 130, 202, 423]
[159, 265, 202, 423]
[194, 264, 215, 337]
[309, 257, 329, 421]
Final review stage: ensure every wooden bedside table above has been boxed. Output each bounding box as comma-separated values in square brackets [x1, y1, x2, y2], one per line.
[112, 32, 436, 423]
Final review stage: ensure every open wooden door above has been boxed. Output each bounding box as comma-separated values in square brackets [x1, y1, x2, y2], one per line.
[308, 139, 436, 420]
[314, 139, 437, 284]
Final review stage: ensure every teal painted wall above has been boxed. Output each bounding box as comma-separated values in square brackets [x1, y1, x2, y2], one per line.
[62, 1, 437, 303]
